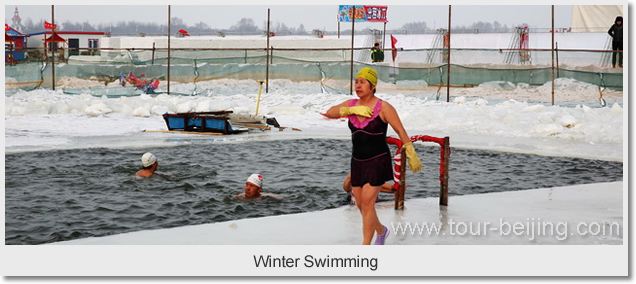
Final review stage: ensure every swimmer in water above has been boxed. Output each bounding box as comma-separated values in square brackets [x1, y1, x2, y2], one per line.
[136, 152, 158, 178]
[235, 174, 282, 201]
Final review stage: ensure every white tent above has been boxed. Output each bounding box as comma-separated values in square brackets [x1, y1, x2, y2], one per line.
[571, 5, 623, 32]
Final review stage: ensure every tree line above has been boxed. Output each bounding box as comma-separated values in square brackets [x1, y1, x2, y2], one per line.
[399, 20, 523, 34]
[13, 17, 525, 36]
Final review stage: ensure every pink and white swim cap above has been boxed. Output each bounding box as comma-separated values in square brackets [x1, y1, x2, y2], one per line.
[247, 174, 263, 188]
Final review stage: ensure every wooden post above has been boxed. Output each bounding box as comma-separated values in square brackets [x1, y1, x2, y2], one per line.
[167, 5, 171, 95]
[395, 147, 407, 210]
[266, 9, 270, 93]
[350, 14, 355, 95]
[551, 5, 555, 106]
[446, 5, 451, 102]
[255, 81, 264, 116]
[382, 22, 387, 50]
[51, 5, 55, 91]
[440, 136, 450, 206]
[555, 42, 560, 78]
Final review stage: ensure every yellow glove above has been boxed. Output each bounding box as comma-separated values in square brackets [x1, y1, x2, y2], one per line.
[403, 142, 423, 173]
[339, 106, 373, 118]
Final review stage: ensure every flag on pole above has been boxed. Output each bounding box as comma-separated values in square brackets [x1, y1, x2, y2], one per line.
[391, 34, 398, 62]
[44, 21, 57, 30]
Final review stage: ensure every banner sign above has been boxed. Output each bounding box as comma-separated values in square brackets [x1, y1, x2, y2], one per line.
[338, 5, 388, 22]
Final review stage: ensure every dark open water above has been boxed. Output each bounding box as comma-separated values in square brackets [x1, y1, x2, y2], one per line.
[5, 139, 623, 245]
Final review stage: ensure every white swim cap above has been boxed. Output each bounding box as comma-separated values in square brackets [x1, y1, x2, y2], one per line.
[141, 152, 157, 167]
[247, 174, 263, 188]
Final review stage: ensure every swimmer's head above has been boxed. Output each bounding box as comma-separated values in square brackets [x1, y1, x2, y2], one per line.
[141, 152, 157, 168]
[244, 174, 263, 198]
[246, 174, 263, 188]
[356, 67, 378, 87]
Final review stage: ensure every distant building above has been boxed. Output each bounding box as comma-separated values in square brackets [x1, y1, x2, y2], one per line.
[5, 25, 28, 61]
[11, 7, 25, 32]
[27, 31, 107, 59]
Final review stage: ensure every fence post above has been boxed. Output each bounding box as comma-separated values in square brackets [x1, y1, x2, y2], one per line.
[266, 9, 270, 93]
[440, 136, 450, 206]
[395, 147, 407, 210]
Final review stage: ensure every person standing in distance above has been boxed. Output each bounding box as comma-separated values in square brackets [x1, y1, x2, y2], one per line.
[371, 42, 384, 63]
[608, 16, 623, 68]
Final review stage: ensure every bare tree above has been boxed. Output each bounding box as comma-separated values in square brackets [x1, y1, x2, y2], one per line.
[230, 18, 259, 34]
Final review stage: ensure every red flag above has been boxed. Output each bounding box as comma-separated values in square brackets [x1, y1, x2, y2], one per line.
[391, 34, 398, 62]
[5, 23, 10, 32]
[44, 21, 57, 30]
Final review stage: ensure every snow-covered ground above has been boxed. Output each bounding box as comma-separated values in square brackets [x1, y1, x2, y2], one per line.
[4, 77, 624, 160]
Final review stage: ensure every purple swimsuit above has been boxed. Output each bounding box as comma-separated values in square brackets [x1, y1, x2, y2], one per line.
[347, 99, 393, 187]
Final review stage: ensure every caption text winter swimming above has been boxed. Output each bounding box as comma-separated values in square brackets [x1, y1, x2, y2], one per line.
[253, 255, 378, 271]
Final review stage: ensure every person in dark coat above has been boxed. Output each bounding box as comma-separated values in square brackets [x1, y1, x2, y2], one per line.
[371, 43, 384, 63]
[608, 16, 623, 68]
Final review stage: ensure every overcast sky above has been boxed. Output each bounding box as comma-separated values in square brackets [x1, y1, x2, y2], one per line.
[6, 2, 614, 32]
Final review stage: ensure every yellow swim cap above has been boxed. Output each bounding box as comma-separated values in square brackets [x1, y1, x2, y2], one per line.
[356, 67, 378, 87]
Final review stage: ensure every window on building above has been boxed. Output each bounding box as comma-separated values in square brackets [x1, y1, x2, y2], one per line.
[47, 42, 59, 51]
[88, 39, 99, 49]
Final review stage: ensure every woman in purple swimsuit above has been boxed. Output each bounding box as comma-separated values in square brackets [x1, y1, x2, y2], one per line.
[325, 67, 422, 245]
